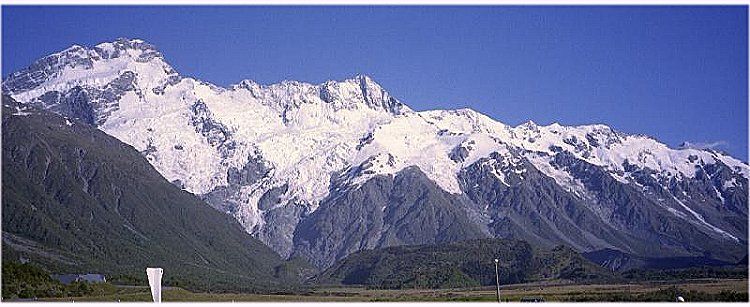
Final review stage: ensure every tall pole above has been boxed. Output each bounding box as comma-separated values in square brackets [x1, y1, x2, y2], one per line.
[494, 258, 501, 303]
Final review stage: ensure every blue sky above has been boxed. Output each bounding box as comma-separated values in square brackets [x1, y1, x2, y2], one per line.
[2, 6, 748, 160]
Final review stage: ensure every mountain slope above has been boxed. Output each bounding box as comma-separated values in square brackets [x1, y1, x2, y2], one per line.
[292, 166, 488, 268]
[458, 150, 746, 262]
[1, 95, 290, 291]
[582, 248, 735, 272]
[4, 38, 747, 269]
[316, 238, 614, 289]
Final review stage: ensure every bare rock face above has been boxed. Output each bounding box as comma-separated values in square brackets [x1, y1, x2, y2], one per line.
[293, 166, 488, 268]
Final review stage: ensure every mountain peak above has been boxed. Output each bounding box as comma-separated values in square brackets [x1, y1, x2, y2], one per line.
[321, 74, 379, 88]
[518, 120, 538, 130]
[48, 37, 161, 64]
[320, 75, 411, 115]
[3, 38, 175, 100]
[231, 79, 260, 91]
[93, 37, 163, 61]
[350, 74, 375, 85]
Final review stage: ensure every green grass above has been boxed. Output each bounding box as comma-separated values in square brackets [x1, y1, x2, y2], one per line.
[35, 278, 748, 302]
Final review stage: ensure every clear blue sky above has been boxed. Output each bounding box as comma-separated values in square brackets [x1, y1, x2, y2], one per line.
[3, 6, 748, 160]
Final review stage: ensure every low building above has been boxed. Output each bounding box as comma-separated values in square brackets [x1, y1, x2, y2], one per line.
[51, 274, 106, 285]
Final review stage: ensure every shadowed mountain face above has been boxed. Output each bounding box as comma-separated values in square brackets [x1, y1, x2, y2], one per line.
[457, 151, 747, 263]
[3, 38, 748, 271]
[1, 95, 296, 291]
[292, 166, 488, 268]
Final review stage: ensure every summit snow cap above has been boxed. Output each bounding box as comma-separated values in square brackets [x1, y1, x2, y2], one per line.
[230, 74, 410, 116]
[3, 38, 177, 103]
[319, 74, 409, 115]
[93, 37, 164, 62]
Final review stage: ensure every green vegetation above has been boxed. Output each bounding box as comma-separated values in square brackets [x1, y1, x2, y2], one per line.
[2, 261, 64, 299]
[2, 261, 115, 300]
[559, 286, 748, 302]
[621, 266, 748, 281]
[4, 260, 746, 302]
[316, 237, 748, 294]
[273, 257, 318, 283]
[317, 238, 613, 289]
[36, 280, 748, 302]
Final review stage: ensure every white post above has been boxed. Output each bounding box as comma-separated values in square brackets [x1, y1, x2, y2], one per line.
[146, 268, 163, 303]
[494, 259, 501, 303]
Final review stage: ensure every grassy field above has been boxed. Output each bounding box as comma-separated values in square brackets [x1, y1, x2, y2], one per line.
[39, 278, 748, 302]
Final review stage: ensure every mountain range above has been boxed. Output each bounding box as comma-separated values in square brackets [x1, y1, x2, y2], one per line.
[3, 38, 747, 270]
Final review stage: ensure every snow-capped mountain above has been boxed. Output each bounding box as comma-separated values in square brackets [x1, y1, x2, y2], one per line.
[4, 38, 747, 268]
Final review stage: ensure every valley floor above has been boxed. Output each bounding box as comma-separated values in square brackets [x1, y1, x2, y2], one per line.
[38, 278, 748, 302]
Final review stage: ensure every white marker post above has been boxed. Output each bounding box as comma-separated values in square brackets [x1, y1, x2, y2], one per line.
[146, 268, 163, 303]
[494, 259, 501, 303]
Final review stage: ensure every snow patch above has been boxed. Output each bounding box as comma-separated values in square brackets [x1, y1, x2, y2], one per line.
[525, 153, 588, 197]
[670, 194, 737, 242]
[723, 178, 738, 190]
